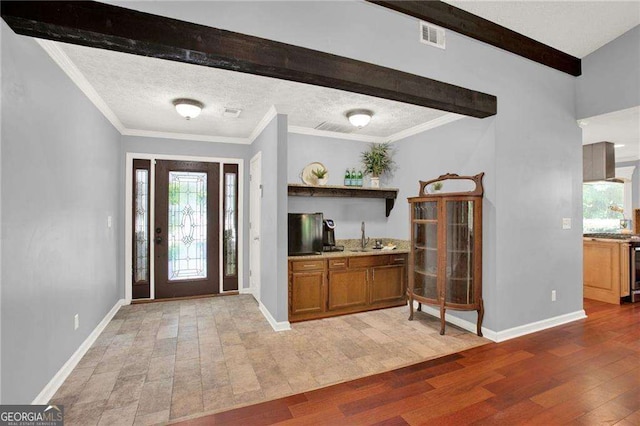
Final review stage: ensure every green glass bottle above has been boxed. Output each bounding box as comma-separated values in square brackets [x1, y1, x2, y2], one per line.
[344, 169, 351, 186]
[351, 168, 356, 187]
[356, 170, 363, 187]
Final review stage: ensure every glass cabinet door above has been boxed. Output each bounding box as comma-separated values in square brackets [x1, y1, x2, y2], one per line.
[445, 200, 474, 305]
[413, 201, 438, 300]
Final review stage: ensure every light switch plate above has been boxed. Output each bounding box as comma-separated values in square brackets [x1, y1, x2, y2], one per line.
[107, 216, 112, 229]
[562, 218, 571, 230]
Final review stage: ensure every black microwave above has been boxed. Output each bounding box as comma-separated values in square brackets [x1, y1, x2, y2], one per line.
[288, 213, 323, 256]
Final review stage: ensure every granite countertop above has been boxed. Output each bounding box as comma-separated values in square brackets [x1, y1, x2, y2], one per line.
[289, 239, 410, 260]
[583, 233, 640, 243]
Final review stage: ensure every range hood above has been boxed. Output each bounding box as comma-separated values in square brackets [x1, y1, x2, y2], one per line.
[583, 141, 619, 182]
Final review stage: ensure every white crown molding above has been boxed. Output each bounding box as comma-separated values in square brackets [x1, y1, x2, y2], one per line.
[36, 40, 126, 133]
[121, 128, 251, 144]
[33, 299, 128, 404]
[288, 125, 386, 143]
[40, 40, 465, 146]
[249, 105, 278, 143]
[387, 113, 465, 143]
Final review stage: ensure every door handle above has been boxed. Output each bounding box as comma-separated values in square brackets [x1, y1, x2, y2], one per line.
[253, 236, 260, 241]
[155, 236, 162, 244]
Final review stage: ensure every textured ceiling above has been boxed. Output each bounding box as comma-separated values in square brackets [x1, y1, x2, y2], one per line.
[444, 1, 640, 58]
[582, 106, 640, 162]
[56, 42, 450, 140]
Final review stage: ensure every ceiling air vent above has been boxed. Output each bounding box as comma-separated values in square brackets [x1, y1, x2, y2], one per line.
[314, 121, 355, 134]
[223, 107, 242, 118]
[420, 21, 446, 49]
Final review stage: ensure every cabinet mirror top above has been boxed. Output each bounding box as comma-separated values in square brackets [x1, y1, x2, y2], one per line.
[409, 173, 484, 199]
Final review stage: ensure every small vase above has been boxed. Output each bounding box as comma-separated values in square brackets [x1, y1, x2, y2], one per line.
[370, 177, 380, 188]
[317, 177, 328, 186]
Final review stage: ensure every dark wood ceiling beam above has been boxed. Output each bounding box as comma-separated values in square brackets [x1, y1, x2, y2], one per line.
[0, 0, 497, 118]
[367, 0, 581, 77]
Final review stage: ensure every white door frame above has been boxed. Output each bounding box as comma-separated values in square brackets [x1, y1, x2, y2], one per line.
[249, 151, 262, 303]
[124, 152, 244, 303]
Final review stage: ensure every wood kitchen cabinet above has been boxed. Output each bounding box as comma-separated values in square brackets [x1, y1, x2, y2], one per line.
[407, 173, 485, 336]
[289, 253, 407, 322]
[583, 239, 629, 304]
[289, 259, 326, 319]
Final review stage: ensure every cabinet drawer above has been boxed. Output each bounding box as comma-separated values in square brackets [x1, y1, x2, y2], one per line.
[328, 258, 348, 269]
[390, 254, 407, 264]
[291, 259, 325, 272]
[349, 255, 389, 268]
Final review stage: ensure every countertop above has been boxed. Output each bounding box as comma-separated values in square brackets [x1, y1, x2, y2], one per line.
[289, 238, 410, 260]
[583, 234, 640, 243]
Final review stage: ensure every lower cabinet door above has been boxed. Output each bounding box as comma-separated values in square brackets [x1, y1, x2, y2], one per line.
[291, 271, 325, 316]
[328, 269, 368, 311]
[370, 265, 405, 304]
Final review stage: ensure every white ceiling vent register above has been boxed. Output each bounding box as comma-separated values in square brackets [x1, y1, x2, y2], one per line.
[315, 121, 355, 134]
[420, 21, 446, 49]
[223, 107, 242, 118]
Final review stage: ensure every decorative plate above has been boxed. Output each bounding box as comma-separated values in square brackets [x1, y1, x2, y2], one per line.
[301, 162, 329, 186]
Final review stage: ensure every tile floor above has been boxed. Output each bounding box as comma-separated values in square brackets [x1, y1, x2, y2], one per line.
[50, 295, 487, 425]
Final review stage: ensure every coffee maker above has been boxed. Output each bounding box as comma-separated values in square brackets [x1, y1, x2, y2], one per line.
[322, 219, 344, 252]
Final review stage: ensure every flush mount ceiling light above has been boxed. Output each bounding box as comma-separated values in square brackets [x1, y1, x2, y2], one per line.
[346, 109, 373, 128]
[173, 98, 204, 120]
[615, 144, 625, 148]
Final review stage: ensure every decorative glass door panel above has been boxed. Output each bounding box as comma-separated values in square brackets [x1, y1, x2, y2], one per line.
[445, 200, 474, 305]
[167, 171, 208, 281]
[222, 164, 239, 291]
[155, 160, 220, 299]
[412, 201, 438, 301]
[132, 159, 151, 299]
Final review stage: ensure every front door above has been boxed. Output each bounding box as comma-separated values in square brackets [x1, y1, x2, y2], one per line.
[154, 160, 220, 298]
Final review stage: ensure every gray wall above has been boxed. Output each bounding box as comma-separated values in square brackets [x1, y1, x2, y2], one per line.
[389, 118, 498, 328]
[287, 133, 395, 239]
[576, 25, 640, 119]
[121, 136, 251, 291]
[616, 160, 640, 210]
[1, 23, 121, 403]
[120, 0, 585, 333]
[250, 115, 289, 322]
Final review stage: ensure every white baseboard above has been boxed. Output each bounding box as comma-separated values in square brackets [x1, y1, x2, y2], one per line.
[239, 286, 253, 295]
[493, 309, 587, 342]
[415, 302, 587, 343]
[32, 299, 128, 404]
[416, 303, 497, 341]
[258, 302, 291, 332]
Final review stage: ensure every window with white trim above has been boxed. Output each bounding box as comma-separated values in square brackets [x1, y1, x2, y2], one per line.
[583, 166, 635, 233]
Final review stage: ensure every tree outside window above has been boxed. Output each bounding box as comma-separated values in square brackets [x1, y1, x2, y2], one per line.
[583, 182, 625, 233]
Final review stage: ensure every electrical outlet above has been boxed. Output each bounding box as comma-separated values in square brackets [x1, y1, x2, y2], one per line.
[74, 314, 79, 330]
[551, 290, 557, 302]
[562, 218, 571, 230]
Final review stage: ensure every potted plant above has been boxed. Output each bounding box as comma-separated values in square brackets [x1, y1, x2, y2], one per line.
[361, 142, 394, 188]
[311, 166, 328, 186]
[431, 182, 443, 193]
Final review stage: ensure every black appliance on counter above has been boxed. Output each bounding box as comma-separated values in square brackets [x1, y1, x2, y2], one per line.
[288, 213, 323, 256]
[584, 233, 640, 303]
[322, 219, 344, 252]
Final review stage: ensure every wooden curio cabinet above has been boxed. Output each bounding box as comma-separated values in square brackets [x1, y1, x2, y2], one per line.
[407, 173, 484, 336]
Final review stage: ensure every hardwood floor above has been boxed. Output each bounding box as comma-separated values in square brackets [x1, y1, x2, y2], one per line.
[174, 299, 639, 425]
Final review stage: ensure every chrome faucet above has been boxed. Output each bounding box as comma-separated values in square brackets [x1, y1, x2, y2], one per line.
[361, 221, 370, 249]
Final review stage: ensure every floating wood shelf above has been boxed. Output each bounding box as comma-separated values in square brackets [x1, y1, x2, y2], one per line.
[288, 184, 399, 217]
